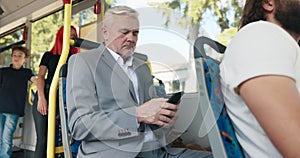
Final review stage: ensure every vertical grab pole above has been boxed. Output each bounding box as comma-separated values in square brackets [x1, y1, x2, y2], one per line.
[47, 0, 72, 157]
[101, 0, 105, 21]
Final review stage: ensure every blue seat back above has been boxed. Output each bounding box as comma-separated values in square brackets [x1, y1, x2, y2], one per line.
[59, 64, 81, 158]
[194, 36, 244, 158]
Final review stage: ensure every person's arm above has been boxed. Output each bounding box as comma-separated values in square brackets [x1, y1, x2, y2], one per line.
[36, 65, 48, 115]
[239, 75, 300, 158]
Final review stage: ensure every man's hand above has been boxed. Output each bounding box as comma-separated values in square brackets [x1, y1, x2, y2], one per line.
[37, 97, 48, 115]
[136, 98, 179, 128]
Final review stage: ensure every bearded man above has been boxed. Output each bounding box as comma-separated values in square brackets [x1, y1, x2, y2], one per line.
[220, 0, 300, 157]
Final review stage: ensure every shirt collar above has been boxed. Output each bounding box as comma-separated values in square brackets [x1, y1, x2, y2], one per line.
[106, 47, 133, 67]
[10, 64, 24, 70]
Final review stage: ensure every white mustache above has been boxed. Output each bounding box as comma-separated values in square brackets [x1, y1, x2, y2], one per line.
[122, 42, 136, 48]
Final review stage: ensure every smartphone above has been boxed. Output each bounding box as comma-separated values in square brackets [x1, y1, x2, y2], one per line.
[167, 91, 183, 104]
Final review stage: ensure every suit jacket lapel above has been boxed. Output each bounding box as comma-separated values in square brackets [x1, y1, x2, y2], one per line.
[102, 49, 138, 104]
[128, 81, 137, 104]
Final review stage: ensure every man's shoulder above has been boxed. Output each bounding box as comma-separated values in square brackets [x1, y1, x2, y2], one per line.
[74, 46, 105, 58]
[41, 51, 52, 57]
[240, 21, 287, 37]
[69, 46, 106, 66]
[229, 21, 290, 50]
[133, 53, 148, 66]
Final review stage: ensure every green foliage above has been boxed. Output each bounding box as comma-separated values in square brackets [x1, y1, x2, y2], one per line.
[184, 0, 208, 23]
[150, 0, 209, 28]
[30, 11, 63, 73]
[217, 27, 238, 46]
[106, 0, 115, 5]
[152, 0, 245, 42]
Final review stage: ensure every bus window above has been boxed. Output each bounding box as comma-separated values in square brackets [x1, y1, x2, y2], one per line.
[31, 11, 63, 74]
[0, 29, 24, 67]
[72, 6, 98, 49]
[71, 7, 97, 28]
[31, 6, 98, 73]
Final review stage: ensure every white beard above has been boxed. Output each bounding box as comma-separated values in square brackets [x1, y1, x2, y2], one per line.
[122, 47, 135, 59]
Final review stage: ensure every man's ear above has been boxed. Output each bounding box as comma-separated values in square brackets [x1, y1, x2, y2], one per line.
[262, 0, 275, 12]
[101, 27, 108, 41]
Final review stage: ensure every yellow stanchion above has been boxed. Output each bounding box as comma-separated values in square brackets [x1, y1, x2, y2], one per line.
[47, 0, 72, 157]
[101, 0, 105, 21]
[27, 83, 37, 106]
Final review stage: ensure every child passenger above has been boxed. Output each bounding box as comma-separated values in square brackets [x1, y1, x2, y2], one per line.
[0, 45, 37, 157]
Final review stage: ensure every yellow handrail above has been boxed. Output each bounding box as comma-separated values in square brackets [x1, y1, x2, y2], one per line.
[27, 83, 37, 106]
[47, 0, 72, 157]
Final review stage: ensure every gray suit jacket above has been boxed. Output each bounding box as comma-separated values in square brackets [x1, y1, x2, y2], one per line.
[67, 45, 172, 157]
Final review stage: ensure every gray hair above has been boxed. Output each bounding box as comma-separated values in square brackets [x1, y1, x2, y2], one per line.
[103, 6, 139, 27]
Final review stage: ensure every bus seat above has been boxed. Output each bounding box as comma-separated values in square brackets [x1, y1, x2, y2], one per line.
[58, 63, 81, 158]
[194, 36, 244, 158]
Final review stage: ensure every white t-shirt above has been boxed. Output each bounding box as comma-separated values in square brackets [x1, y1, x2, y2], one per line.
[220, 21, 300, 158]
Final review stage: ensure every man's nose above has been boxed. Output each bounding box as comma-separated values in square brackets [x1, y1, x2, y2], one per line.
[125, 32, 137, 41]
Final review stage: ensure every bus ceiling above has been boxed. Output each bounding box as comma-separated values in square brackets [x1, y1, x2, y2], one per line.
[0, 0, 91, 36]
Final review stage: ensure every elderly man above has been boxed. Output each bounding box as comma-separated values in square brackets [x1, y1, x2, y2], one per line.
[67, 5, 212, 158]
[220, 0, 300, 157]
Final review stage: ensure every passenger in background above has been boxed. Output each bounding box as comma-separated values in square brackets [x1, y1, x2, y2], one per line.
[32, 26, 80, 158]
[0, 45, 37, 158]
[67, 5, 212, 158]
[220, 0, 300, 157]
